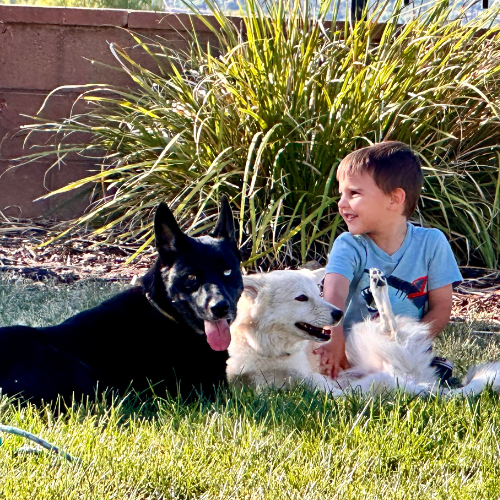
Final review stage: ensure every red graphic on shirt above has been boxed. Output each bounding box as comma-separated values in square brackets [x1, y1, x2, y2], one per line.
[407, 276, 428, 299]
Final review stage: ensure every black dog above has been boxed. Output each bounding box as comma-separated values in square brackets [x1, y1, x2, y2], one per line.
[0, 197, 243, 403]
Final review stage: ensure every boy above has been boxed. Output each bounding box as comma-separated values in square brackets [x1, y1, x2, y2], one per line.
[315, 141, 462, 380]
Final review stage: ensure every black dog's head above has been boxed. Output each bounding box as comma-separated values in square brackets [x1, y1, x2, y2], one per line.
[152, 196, 243, 351]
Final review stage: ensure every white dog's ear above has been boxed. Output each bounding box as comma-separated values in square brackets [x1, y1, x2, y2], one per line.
[242, 275, 265, 300]
[309, 268, 326, 285]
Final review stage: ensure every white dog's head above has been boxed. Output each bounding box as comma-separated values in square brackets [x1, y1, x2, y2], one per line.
[238, 269, 343, 350]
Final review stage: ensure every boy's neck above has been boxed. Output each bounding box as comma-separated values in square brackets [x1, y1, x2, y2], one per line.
[366, 219, 409, 256]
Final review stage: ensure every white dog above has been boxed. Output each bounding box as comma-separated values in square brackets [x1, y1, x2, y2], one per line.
[227, 269, 343, 391]
[227, 268, 500, 397]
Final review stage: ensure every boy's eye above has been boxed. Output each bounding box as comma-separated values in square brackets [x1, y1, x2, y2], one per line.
[295, 295, 308, 302]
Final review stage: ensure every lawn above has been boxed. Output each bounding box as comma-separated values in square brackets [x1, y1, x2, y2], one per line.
[1, 276, 500, 499]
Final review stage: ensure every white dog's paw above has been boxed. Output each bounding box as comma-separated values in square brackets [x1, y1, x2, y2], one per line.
[369, 268, 387, 288]
[368, 268, 398, 339]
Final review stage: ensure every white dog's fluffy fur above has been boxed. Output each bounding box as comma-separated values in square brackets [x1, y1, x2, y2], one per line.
[227, 268, 500, 397]
[227, 269, 342, 391]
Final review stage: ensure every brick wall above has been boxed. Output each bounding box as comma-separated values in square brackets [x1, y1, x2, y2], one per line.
[0, 5, 221, 218]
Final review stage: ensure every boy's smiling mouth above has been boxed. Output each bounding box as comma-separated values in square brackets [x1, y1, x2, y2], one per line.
[343, 213, 357, 222]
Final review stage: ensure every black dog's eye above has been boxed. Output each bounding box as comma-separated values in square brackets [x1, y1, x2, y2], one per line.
[295, 295, 308, 302]
[187, 274, 197, 282]
[223, 269, 232, 276]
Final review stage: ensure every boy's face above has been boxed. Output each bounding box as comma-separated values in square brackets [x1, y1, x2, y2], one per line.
[337, 172, 403, 237]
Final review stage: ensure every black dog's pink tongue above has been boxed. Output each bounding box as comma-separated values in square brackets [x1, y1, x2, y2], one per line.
[204, 319, 231, 351]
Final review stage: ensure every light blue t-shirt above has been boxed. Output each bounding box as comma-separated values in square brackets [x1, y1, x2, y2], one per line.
[325, 223, 463, 334]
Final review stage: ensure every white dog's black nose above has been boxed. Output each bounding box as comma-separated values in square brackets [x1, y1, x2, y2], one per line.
[331, 309, 343, 323]
[211, 300, 230, 318]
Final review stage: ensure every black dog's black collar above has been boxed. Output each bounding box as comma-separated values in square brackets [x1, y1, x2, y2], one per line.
[145, 292, 178, 323]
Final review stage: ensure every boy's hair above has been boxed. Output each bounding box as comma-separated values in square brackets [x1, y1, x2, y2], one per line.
[337, 141, 423, 218]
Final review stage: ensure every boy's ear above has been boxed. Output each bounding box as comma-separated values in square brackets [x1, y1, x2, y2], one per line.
[389, 188, 406, 211]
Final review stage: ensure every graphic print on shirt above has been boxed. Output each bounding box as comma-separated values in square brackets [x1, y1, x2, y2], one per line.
[360, 269, 428, 316]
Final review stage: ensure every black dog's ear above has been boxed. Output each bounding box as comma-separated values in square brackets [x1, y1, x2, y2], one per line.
[210, 195, 236, 242]
[154, 202, 185, 257]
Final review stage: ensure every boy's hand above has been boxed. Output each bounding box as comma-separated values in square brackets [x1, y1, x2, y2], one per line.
[317, 273, 350, 378]
[313, 328, 350, 379]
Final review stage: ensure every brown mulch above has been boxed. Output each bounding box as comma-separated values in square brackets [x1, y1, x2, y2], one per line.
[2, 216, 500, 322]
[452, 291, 500, 324]
[452, 269, 500, 324]
[0, 217, 156, 284]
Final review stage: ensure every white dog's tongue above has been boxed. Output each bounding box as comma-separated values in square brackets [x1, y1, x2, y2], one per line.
[204, 319, 231, 351]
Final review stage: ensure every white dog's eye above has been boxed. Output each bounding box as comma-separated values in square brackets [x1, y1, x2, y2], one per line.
[224, 269, 232, 276]
[295, 294, 308, 302]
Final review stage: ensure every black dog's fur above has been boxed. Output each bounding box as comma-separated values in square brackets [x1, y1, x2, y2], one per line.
[0, 198, 243, 404]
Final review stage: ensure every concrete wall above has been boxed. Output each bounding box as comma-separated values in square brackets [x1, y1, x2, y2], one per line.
[0, 5, 221, 218]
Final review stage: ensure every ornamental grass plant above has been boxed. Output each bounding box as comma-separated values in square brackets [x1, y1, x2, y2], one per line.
[18, 0, 500, 268]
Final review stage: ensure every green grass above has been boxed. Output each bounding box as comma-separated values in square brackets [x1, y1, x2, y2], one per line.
[1, 276, 500, 499]
[2, 388, 500, 499]
[0, 276, 126, 328]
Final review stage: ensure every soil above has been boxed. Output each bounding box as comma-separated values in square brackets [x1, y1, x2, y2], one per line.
[451, 269, 500, 324]
[2, 216, 500, 323]
[0, 217, 156, 284]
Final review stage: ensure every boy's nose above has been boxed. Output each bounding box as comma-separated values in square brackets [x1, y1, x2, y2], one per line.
[338, 194, 348, 209]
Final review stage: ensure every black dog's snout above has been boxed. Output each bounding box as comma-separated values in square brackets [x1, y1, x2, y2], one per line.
[331, 309, 343, 323]
[210, 300, 230, 318]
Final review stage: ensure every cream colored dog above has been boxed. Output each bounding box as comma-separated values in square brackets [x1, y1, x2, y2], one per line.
[227, 268, 500, 397]
[227, 268, 343, 390]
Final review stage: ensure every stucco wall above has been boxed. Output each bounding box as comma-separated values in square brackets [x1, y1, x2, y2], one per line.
[0, 5, 221, 218]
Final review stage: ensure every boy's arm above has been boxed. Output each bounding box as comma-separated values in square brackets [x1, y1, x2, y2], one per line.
[314, 273, 350, 378]
[422, 229, 461, 338]
[422, 283, 453, 338]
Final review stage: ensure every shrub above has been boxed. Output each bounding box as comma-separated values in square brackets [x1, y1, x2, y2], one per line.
[20, 0, 500, 268]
